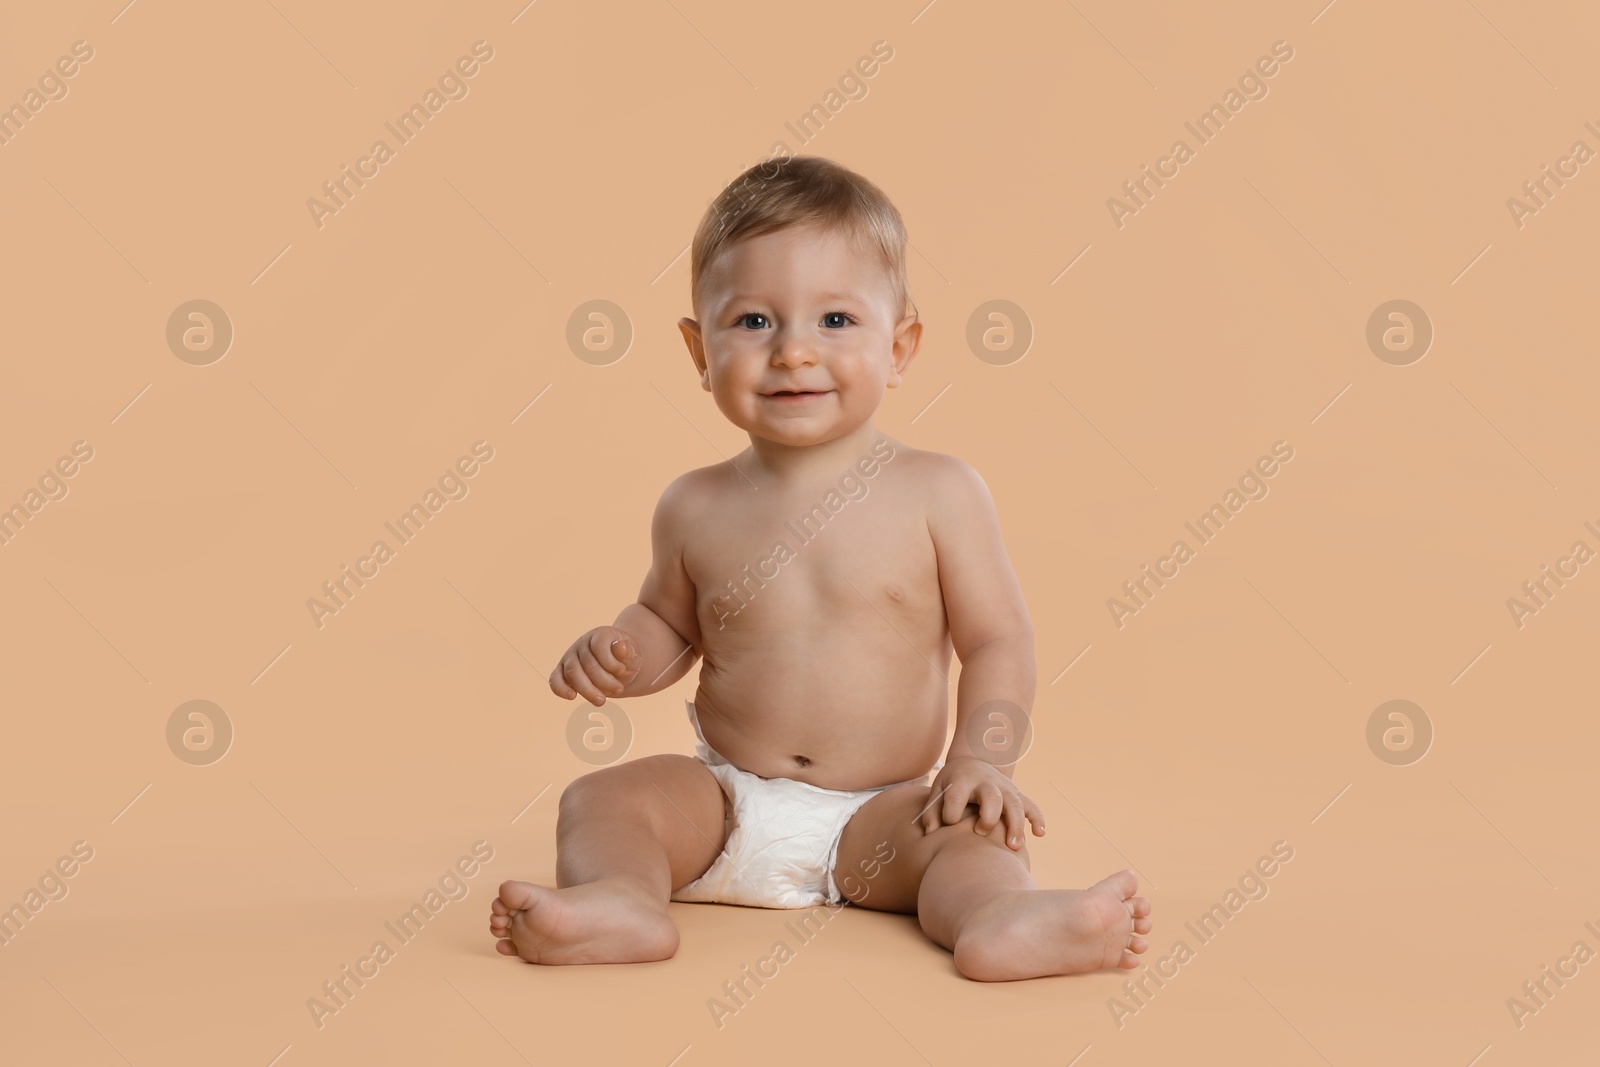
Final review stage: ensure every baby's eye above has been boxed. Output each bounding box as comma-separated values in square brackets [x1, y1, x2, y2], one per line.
[737, 312, 769, 330]
[822, 311, 855, 328]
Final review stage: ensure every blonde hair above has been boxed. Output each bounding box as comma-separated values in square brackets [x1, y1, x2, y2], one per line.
[689, 155, 915, 321]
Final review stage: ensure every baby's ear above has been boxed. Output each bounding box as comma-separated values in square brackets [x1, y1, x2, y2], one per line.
[678, 317, 711, 388]
[887, 314, 922, 388]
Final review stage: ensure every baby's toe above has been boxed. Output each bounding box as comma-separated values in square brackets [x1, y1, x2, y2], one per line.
[1117, 948, 1141, 969]
[495, 938, 520, 957]
[1133, 915, 1152, 935]
[1129, 895, 1151, 918]
[1091, 869, 1139, 902]
[497, 879, 541, 911]
[1127, 935, 1148, 954]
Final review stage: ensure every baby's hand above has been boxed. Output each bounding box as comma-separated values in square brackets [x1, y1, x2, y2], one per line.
[550, 627, 642, 706]
[920, 757, 1046, 850]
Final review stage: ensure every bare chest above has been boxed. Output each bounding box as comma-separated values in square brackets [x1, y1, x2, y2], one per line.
[686, 487, 941, 640]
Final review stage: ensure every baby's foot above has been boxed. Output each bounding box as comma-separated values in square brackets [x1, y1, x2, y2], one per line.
[952, 869, 1152, 981]
[488, 878, 679, 965]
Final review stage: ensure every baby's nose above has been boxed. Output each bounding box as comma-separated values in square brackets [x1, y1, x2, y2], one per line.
[771, 333, 817, 365]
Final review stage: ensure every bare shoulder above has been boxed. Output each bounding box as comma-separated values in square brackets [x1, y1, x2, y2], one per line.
[655, 461, 733, 522]
[898, 447, 995, 515]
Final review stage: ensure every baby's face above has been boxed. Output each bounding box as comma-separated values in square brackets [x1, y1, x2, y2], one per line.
[680, 223, 918, 448]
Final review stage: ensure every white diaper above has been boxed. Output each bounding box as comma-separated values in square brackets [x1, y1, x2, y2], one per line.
[670, 700, 936, 910]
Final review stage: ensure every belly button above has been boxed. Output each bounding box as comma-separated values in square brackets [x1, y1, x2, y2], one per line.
[793, 755, 811, 767]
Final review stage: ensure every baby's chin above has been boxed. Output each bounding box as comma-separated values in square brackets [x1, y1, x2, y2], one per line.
[753, 423, 872, 451]
[743, 402, 883, 439]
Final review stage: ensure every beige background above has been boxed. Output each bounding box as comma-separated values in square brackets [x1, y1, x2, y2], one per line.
[2, 0, 1597, 1063]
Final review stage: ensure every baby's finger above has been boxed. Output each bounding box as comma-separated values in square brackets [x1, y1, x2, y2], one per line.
[940, 781, 974, 828]
[561, 656, 608, 706]
[918, 786, 943, 834]
[921, 783, 957, 834]
[576, 642, 623, 695]
[620, 637, 643, 665]
[589, 631, 631, 676]
[974, 784, 1004, 836]
[1023, 795, 1047, 836]
[995, 793, 1026, 848]
[549, 664, 576, 699]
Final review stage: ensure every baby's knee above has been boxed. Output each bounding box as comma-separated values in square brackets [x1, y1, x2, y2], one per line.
[558, 764, 633, 820]
[557, 755, 693, 823]
[930, 811, 1031, 865]
[559, 768, 605, 808]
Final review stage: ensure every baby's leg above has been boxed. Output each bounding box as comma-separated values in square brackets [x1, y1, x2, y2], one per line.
[834, 785, 1152, 981]
[489, 754, 726, 965]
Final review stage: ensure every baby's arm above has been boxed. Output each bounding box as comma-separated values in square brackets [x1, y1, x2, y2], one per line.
[920, 455, 1044, 848]
[549, 477, 701, 706]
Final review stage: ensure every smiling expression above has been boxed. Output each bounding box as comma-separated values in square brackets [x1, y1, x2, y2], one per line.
[680, 223, 920, 448]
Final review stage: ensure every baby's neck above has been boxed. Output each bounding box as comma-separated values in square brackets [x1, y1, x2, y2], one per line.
[741, 421, 884, 489]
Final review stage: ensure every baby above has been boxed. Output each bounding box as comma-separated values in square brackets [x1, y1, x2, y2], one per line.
[489, 156, 1152, 980]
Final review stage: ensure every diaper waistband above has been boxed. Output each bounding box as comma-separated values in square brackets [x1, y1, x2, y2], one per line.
[685, 699, 941, 791]
[684, 699, 732, 768]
